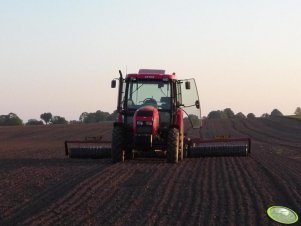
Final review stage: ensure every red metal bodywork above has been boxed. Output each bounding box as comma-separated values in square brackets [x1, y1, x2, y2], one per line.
[133, 106, 160, 136]
[126, 73, 176, 80]
[176, 108, 184, 133]
[117, 112, 123, 123]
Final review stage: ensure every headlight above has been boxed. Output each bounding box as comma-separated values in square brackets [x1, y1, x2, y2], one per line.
[136, 121, 143, 126]
[145, 121, 153, 126]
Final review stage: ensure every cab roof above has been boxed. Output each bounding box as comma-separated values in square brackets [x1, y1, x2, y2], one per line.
[126, 69, 177, 80]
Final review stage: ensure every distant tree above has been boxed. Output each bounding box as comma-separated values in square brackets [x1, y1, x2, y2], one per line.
[106, 110, 118, 121]
[95, 110, 110, 122]
[0, 115, 6, 125]
[295, 107, 301, 115]
[261, 113, 269, 118]
[247, 113, 256, 119]
[79, 112, 88, 122]
[236, 112, 246, 119]
[207, 110, 226, 119]
[84, 113, 96, 123]
[40, 112, 52, 125]
[189, 114, 200, 126]
[82, 113, 95, 123]
[223, 108, 235, 118]
[51, 116, 68, 124]
[207, 108, 237, 119]
[0, 113, 23, 126]
[183, 114, 201, 128]
[26, 119, 44, 126]
[80, 110, 111, 123]
[7, 113, 23, 125]
[270, 109, 283, 117]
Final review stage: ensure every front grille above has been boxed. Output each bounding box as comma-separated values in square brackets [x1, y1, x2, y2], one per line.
[137, 111, 153, 117]
[136, 126, 152, 134]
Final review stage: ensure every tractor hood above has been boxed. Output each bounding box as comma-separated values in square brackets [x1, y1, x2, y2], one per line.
[133, 106, 160, 136]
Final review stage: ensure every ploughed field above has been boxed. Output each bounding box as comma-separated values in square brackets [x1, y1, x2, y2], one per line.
[0, 118, 300, 226]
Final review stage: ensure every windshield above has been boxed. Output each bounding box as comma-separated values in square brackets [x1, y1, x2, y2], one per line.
[125, 80, 171, 110]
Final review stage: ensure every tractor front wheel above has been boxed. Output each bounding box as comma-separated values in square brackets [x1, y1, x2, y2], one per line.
[167, 128, 179, 163]
[111, 126, 125, 163]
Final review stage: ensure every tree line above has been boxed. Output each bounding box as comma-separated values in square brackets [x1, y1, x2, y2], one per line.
[0, 110, 118, 126]
[0, 107, 300, 126]
[205, 108, 299, 119]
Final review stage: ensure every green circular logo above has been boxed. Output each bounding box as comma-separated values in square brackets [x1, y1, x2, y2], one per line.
[267, 206, 298, 224]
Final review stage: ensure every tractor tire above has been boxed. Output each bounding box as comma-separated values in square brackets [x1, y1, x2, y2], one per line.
[178, 129, 184, 161]
[167, 128, 179, 163]
[125, 149, 134, 160]
[111, 126, 125, 163]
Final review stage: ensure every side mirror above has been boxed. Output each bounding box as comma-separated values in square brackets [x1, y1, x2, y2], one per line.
[185, 81, 191, 89]
[195, 100, 200, 109]
[111, 80, 116, 88]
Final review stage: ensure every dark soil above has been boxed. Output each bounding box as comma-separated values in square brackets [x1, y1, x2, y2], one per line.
[0, 117, 300, 226]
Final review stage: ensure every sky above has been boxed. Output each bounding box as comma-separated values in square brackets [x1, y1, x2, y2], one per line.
[0, 0, 300, 121]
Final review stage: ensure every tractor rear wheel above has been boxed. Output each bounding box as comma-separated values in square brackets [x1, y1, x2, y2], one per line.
[125, 149, 134, 160]
[178, 128, 184, 161]
[167, 128, 179, 163]
[111, 126, 125, 163]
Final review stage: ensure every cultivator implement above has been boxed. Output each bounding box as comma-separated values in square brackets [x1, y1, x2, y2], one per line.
[64, 135, 250, 159]
[187, 137, 251, 157]
[65, 136, 111, 158]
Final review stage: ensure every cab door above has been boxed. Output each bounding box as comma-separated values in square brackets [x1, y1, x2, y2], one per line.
[178, 79, 201, 129]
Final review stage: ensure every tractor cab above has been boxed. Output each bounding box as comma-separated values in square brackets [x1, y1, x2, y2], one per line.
[124, 76, 173, 128]
[112, 69, 201, 129]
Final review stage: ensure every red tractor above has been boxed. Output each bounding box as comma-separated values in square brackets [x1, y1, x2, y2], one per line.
[65, 69, 250, 162]
[110, 69, 250, 163]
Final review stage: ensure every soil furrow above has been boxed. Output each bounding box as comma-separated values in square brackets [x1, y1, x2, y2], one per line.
[218, 157, 236, 226]
[151, 163, 187, 225]
[236, 157, 276, 226]
[237, 119, 301, 149]
[111, 163, 170, 225]
[178, 159, 203, 225]
[230, 117, 301, 183]
[251, 146, 301, 215]
[94, 165, 160, 226]
[33, 163, 133, 226]
[1, 162, 111, 226]
[162, 163, 188, 225]
[225, 157, 247, 226]
[229, 157, 258, 226]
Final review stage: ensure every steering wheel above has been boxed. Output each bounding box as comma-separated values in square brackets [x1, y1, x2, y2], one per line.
[142, 98, 158, 107]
